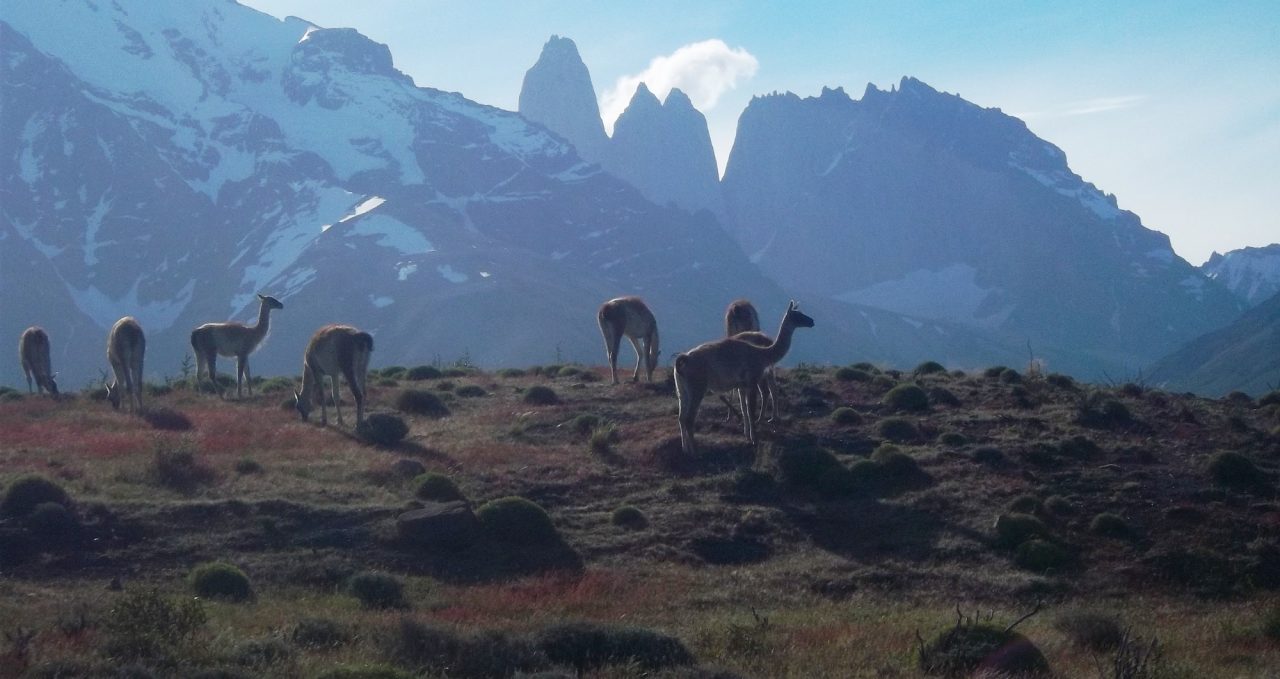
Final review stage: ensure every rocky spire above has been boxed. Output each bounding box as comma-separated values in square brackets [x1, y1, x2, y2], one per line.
[518, 35, 609, 163]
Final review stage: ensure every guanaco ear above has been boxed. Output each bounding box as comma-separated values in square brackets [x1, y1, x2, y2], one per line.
[257, 293, 265, 301]
[788, 300, 797, 312]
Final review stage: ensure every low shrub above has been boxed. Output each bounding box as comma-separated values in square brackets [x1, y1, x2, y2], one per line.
[103, 589, 206, 662]
[1121, 382, 1146, 397]
[878, 417, 919, 443]
[589, 426, 619, 456]
[141, 406, 193, 431]
[983, 366, 1009, 378]
[1264, 606, 1280, 641]
[455, 384, 486, 398]
[871, 375, 896, 391]
[834, 367, 871, 382]
[476, 496, 559, 545]
[1208, 451, 1270, 491]
[884, 384, 929, 412]
[347, 571, 408, 609]
[385, 620, 545, 678]
[1090, 513, 1133, 539]
[612, 506, 648, 530]
[1260, 390, 1280, 407]
[914, 360, 946, 375]
[379, 366, 407, 380]
[234, 457, 263, 475]
[314, 666, 412, 679]
[405, 366, 442, 380]
[358, 414, 409, 447]
[413, 473, 465, 502]
[1054, 611, 1124, 652]
[537, 621, 695, 671]
[938, 432, 968, 447]
[523, 385, 559, 405]
[972, 447, 1005, 466]
[852, 362, 878, 372]
[435, 380, 456, 392]
[1046, 373, 1077, 389]
[1015, 539, 1071, 572]
[28, 502, 81, 543]
[999, 368, 1022, 384]
[150, 442, 216, 493]
[871, 444, 920, 479]
[774, 445, 846, 491]
[1008, 495, 1043, 514]
[292, 617, 350, 649]
[558, 365, 584, 378]
[1044, 495, 1076, 516]
[928, 387, 960, 407]
[830, 407, 862, 425]
[994, 512, 1049, 548]
[232, 638, 293, 668]
[570, 413, 602, 435]
[495, 368, 526, 378]
[395, 389, 450, 417]
[918, 619, 1049, 677]
[1, 474, 71, 517]
[190, 562, 253, 602]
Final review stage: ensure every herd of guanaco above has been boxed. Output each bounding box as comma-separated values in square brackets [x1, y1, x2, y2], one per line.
[17, 295, 813, 451]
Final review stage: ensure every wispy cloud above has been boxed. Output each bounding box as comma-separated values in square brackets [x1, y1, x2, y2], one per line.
[600, 39, 758, 134]
[1015, 94, 1147, 120]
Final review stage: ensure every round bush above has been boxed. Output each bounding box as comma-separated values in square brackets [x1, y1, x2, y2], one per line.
[914, 360, 946, 375]
[611, 506, 648, 530]
[292, 617, 350, 649]
[1260, 390, 1280, 407]
[1046, 373, 1077, 389]
[536, 622, 695, 671]
[232, 638, 293, 668]
[834, 367, 871, 382]
[1054, 612, 1124, 652]
[395, 389, 450, 417]
[557, 365, 584, 378]
[972, 447, 1005, 466]
[2, 474, 71, 517]
[347, 571, 407, 609]
[190, 562, 253, 602]
[1209, 451, 1269, 490]
[234, 457, 263, 475]
[775, 445, 846, 490]
[570, 413, 602, 435]
[984, 366, 1009, 378]
[994, 512, 1049, 548]
[878, 417, 919, 443]
[938, 432, 968, 447]
[1044, 495, 1077, 516]
[884, 384, 929, 412]
[999, 368, 1022, 384]
[871, 444, 919, 478]
[870, 375, 896, 391]
[455, 385, 487, 398]
[1015, 539, 1072, 572]
[379, 367, 407, 380]
[1008, 495, 1043, 514]
[1090, 513, 1132, 539]
[919, 623, 1049, 677]
[476, 496, 559, 545]
[830, 407, 862, 425]
[928, 387, 960, 407]
[358, 414, 409, 447]
[405, 366, 442, 381]
[28, 501, 80, 539]
[523, 385, 559, 406]
[495, 368, 526, 378]
[413, 473, 464, 502]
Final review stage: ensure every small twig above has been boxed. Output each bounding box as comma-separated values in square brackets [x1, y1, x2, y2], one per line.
[1003, 599, 1043, 634]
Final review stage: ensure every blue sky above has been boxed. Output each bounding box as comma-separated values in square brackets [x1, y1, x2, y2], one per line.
[243, 0, 1278, 264]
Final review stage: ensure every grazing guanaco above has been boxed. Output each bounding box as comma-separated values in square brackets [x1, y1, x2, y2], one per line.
[18, 327, 58, 397]
[597, 296, 659, 384]
[720, 299, 779, 423]
[293, 325, 373, 427]
[673, 301, 814, 455]
[724, 299, 761, 336]
[106, 317, 146, 412]
[191, 294, 283, 399]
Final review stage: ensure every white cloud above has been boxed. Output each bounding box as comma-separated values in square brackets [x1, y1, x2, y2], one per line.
[600, 39, 758, 134]
[1015, 94, 1146, 120]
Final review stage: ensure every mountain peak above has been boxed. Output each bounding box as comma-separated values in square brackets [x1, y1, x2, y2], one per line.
[518, 34, 608, 162]
[664, 87, 694, 110]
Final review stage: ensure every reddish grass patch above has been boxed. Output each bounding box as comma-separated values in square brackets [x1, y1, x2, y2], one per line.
[435, 570, 685, 625]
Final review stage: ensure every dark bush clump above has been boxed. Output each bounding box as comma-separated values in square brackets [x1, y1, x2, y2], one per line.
[495, 368, 526, 378]
[994, 512, 1050, 548]
[1046, 373, 1077, 389]
[589, 426, 619, 456]
[871, 444, 920, 480]
[972, 447, 1006, 466]
[455, 384, 486, 398]
[435, 381, 456, 392]
[1008, 495, 1043, 514]
[28, 502, 81, 543]
[870, 375, 896, 391]
[151, 443, 216, 493]
[570, 413, 602, 435]
[537, 621, 695, 671]
[379, 366, 407, 380]
[1208, 451, 1270, 491]
[385, 620, 545, 678]
[1, 474, 71, 517]
[612, 505, 648, 530]
[405, 366, 442, 380]
[1090, 513, 1133, 539]
[774, 446, 848, 494]
[413, 473, 465, 502]
[141, 406, 193, 431]
[476, 496, 559, 545]
[523, 385, 559, 405]
[1054, 611, 1124, 652]
[834, 367, 871, 382]
[1077, 394, 1133, 428]
[938, 432, 968, 447]
[1260, 390, 1280, 407]
[928, 387, 960, 407]
[983, 366, 1008, 378]
[292, 617, 350, 649]
[358, 414, 409, 447]
[232, 638, 293, 668]
[190, 562, 253, 602]
[1015, 539, 1072, 572]
[1044, 495, 1076, 516]
[347, 571, 408, 609]
[557, 365, 584, 378]
[999, 368, 1022, 384]
[878, 417, 919, 443]
[103, 589, 206, 662]
[830, 407, 862, 425]
[884, 384, 929, 412]
[234, 457, 263, 475]
[918, 619, 1049, 677]
[914, 361, 946, 375]
[395, 389, 450, 417]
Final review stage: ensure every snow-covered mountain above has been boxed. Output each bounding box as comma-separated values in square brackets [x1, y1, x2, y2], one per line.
[719, 79, 1243, 376]
[518, 37, 723, 220]
[0, 1, 811, 386]
[1201, 244, 1280, 307]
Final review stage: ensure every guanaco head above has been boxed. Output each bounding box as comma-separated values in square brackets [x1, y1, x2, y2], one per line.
[786, 301, 815, 329]
[293, 388, 311, 421]
[257, 293, 284, 311]
[45, 372, 60, 397]
[105, 379, 121, 410]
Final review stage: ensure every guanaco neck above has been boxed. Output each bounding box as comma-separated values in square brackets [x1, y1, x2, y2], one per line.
[760, 314, 798, 365]
[250, 300, 273, 344]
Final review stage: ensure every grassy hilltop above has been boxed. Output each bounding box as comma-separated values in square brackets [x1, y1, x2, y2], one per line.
[1, 363, 1279, 677]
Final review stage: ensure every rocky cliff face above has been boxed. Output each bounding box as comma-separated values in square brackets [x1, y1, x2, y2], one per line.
[517, 35, 609, 164]
[1202, 244, 1280, 307]
[720, 78, 1243, 376]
